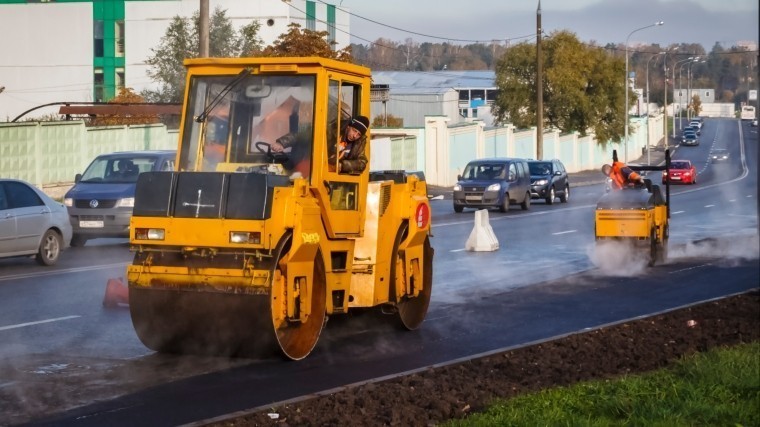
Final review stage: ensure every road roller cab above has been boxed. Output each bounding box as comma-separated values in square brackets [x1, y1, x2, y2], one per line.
[126, 57, 433, 360]
[594, 150, 671, 266]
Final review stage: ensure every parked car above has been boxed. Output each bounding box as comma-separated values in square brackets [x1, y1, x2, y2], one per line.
[662, 160, 697, 185]
[689, 119, 702, 130]
[64, 150, 176, 246]
[0, 178, 72, 265]
[453, 158, 531, 213]
[527, 159, 570, 204]
[710, 149, 730, 162]
[682, 133, 699, 146]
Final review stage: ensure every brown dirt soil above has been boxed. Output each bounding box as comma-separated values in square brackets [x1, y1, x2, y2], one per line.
[211, 290, 759, 427]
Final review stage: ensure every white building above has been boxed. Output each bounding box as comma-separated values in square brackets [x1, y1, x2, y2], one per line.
[371, 71, 498, 128]
[0, 0, 349, 121]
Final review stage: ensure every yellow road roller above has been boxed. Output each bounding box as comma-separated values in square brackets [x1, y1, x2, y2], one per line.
[126, 57, 433, 360]
[595, 150, 671, 266]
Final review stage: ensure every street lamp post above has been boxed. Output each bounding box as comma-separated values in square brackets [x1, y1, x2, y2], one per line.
[645, 52, 665, 165]
[686, 60, 703, 121]
[646, 52, 664, 116]
[675, 57, 696, 132]
[624, 21, 664, 162]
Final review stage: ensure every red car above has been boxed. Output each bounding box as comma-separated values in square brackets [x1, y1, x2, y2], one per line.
[662, 160, 697, 185]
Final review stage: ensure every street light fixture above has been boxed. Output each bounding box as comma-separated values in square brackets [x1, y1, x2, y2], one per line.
[624, 21, 664, 162]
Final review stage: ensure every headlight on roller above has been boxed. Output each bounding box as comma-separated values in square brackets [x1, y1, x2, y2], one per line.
[135, 228, 165, 240]
[230, 231, 261, 244]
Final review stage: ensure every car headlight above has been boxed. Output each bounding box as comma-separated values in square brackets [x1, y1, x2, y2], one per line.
[534, 179, 548, 186]
[453, 184, 462, 191]
[116, 197, 135, 208]
[64, 198, 73, 207]
[486, 183, 501, 192]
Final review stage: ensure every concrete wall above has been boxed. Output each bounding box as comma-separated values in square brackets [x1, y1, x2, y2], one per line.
[0, 121, 177, 189]
[0, 113, 664, 190]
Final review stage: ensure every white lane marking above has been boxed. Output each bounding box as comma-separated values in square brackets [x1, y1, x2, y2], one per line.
[450, 248, 467, 253]
[0, 315, 81, 332]
[552, 230, 577, 235]
[704, 204, 715, 208]
[669, 264, 712, 274]
[672, 210, 685, 214]
[0, 262, 128, 283]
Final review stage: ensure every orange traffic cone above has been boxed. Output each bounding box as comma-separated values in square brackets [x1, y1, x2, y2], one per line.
[103, 277, 129, 308]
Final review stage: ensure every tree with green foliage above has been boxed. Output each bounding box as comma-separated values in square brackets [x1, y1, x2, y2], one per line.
[259, 23, 352, 61]
[492, 31, 627, 144]
[371, 113, 403, 128]
[142, 7, 262, 103]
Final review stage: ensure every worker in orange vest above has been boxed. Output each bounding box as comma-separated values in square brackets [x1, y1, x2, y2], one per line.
[602, 161, 645, 190]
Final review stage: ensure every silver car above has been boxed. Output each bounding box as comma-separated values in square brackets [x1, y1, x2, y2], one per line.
[0, 179, 72, 265]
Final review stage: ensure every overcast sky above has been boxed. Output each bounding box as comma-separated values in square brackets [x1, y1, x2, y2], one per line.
[337, 0, 758, 50]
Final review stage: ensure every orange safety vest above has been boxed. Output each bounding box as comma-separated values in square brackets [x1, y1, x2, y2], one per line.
[609, 161, 641, 190]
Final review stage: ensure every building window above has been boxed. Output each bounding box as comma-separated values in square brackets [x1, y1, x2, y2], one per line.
[460, 108, 469, 118]
[94, 68, 105, 102]
[306, 1, 316, 31]
[472, 109, 478, 118]
[94, 20, 104, 57]
[116, 68, 125, 92]
[115, 21, 125, 57]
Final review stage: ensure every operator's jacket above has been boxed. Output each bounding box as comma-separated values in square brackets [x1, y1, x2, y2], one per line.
[608, 161, 642, 190]
[337, 133, 368, 174]
[328, 121, 368, 175]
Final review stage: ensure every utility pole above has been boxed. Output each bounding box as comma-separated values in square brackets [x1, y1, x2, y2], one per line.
[536, 0, 543, 160]
[199, 0, 209, 57]
[663, 54, 668, 153]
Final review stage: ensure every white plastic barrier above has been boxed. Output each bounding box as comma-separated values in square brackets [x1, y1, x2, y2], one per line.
[465, 209, 499, 251]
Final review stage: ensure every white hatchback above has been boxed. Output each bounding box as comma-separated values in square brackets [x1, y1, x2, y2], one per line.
[0, 179, 72, 265]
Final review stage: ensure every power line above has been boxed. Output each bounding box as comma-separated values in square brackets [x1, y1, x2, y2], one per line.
[316, 0, 534, 44]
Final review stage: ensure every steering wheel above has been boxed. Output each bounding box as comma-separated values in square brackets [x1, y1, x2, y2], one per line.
[254, 141, 289, 164]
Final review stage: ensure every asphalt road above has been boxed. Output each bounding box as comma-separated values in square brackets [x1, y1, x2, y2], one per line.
[0, 118, 757, 427]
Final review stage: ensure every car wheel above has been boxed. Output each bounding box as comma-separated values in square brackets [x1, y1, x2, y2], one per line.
[499, 193, 510, 213]
[559, 185, 569, 203]
[36, 229, 62, 266]
[545, 187, 555, 205]
[70, 234, 88, 247]
[453, 204, 464, 213]
[520, 192, 530, 210]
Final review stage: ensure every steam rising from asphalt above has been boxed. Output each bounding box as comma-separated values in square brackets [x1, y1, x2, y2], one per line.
[669, 233, 759, 264]
[588, 240, 650, 276]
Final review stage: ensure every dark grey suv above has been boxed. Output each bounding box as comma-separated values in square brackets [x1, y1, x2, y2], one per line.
[527, 159, 569, 205]
[63, 150, 176, 246]
[453, 158, 531, 213]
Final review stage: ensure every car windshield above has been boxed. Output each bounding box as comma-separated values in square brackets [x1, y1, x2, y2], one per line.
[80, 156, 158, 183]
[684, 133, 696, 138]
[671, 161, 690, 169]
[462, 163, 506, 180]
[528, 162, 552, 175]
